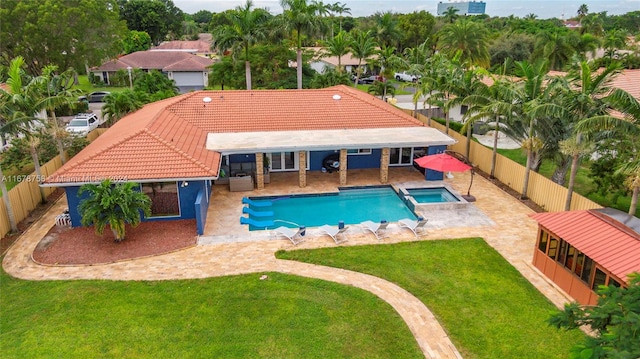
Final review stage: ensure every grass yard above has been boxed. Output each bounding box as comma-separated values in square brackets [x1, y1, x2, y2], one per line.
[0, 267, 422, 358]
[74, 75, 129, 95]
[277, 238, 586, 359]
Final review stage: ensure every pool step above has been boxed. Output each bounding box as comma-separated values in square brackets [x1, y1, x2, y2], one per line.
[240, 216, 275, 228]
[242, 207, 274, 217]
[242, 197, 272, 207]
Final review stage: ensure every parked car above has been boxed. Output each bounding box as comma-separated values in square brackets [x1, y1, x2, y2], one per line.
[65, 113, 103, 136]
[394, 71, 419, 82]
[85, 91, 111, 103]
[358, 75, 384, 84]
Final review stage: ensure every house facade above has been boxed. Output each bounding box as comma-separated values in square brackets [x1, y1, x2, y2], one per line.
[531, 208, 640, 305]
[93, 51, 214, 93]
[43, 85, 456, 235]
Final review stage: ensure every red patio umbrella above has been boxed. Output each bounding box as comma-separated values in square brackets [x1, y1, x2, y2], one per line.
[414, 153, 476, 201]
[413, 153, 472, 172]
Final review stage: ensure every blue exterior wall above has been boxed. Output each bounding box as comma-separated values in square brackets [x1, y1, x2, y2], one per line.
[64, 180, 211, 229]
[194, 182, 211, 235]
[425, 145, 447, 181]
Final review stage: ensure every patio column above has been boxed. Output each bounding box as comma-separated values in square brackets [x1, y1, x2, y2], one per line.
[380, 147, 390, 184]
[339, 149, 347, 186]
[255, 152, 264, 189]
[298, 151, 307, 188]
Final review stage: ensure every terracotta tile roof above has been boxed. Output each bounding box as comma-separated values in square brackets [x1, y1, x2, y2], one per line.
[46, 85, 425, 184]
[151, 40, 213, 54]
[94, 51, 213, 72]
[530, 210, 640, 283]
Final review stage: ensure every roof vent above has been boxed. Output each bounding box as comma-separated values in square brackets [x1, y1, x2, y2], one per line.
[202, 97, 212, 103]
[333, 94, 341, 100]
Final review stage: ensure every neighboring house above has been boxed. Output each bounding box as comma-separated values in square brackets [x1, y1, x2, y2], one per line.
[531, 208, 640, 305]
[563, 20, 581, 29]
[92, 51, 214, 93]
[43, 85, 456, 234]
[306, 47, 374, 75]
[150, 36, 215, 58]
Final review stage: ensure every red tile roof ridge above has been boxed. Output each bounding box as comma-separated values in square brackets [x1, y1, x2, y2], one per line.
[327, 85, 425, 127]
[145, 129, 216, 174]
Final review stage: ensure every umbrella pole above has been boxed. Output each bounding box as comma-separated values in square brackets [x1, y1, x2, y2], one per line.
[464, 169, 477, 202]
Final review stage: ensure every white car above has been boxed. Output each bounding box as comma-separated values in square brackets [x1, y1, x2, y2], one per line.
[65, 113, 102, 136]
[394, 71, 419, 82]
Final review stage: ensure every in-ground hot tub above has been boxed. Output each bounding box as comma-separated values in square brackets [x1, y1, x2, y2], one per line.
[398, 184, 469, 211]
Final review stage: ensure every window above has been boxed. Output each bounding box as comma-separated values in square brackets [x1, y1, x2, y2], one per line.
[547, 237, 558, 260]
[581, 256, 593, 284]
[556, 239, 568, 264]
[347, 148, 371, 155]
[460, 105, 468, 115]
[389, 147, 413, 165]
[592, 268, 607, 291]
[538, 232, 549, 253]
[574, 252, 585, 277]
[141, 182, 179, 217]
[608, 278, 621, 287]
[564, 244, 576, 271]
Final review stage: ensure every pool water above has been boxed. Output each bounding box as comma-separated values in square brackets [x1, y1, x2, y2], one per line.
[406, 188, 460, 203]
[245, 186, 416, 230]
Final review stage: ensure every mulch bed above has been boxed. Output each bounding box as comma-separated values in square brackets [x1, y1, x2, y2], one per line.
[32, 219, 197, 265]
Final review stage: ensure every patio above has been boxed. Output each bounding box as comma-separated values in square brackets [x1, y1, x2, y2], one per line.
[201, 167, 494, 242]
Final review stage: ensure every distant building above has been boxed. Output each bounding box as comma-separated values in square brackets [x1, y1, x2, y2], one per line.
[437, 1, 486, 16]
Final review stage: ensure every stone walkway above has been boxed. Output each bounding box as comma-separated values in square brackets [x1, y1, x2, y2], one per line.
[2, 170, 574, 359]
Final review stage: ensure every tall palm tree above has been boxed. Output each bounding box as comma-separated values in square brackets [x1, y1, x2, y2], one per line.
[331, 2, 350, 32]
[78, 179, 151, 242]
[323, 30, 350, 73]
[350, 30, 377, 86]
[577, 4, 589, 19]
[101, 90, 144, 126]
[557, 61, 628, 210]
[280, 0, 328, 89]
[533, 31, 575, 71]
[212, 0, 271, 90]
[373, 12, 401, 48]
[441, 7, 460, 24]
[438, 19, 490, 68]
[369, 45, 405, 99]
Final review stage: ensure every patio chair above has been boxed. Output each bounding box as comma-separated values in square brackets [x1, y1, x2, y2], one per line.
[398, 217, 428, 238]
[361, 220, 389, 240]
[318, 224, 349, 244]
[274, 226, 306, 245]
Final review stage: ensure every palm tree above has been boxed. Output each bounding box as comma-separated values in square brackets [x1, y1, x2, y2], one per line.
[369, 45, 405, 99]
[323, 30, 350, 73]
[533, 31, 575, 71]
[350, 30, 377, 86]
[331, 2, 350, 32]
[78, 179, 151, 242]
[373, 12, 401, 48]
[1, 56, 49, 204]
[441, 7, 460, 24]
[438, 19, 490, 68]
[577, 4, 589, 19]
[280, 0, 328, 89]
[101, 90, 144, 126]
[367, 80, 396, 100]
[575, 69, 640, 214]
[556, 61, 628, 210]
[39, 65, 81, 164]
[211, 0, 271, 90]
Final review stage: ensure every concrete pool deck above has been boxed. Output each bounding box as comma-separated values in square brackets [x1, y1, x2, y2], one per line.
[3, 167, 575, 359]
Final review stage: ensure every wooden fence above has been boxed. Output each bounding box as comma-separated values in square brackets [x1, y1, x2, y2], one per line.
[413, 112, 601, 213]
[0, 128, 108, 238]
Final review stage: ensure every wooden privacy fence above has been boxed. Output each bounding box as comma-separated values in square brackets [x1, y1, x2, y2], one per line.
[0, 128, 108, 238]
[412, 112, 601, 213]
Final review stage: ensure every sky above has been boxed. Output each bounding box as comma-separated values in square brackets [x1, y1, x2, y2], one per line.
[173, 0, 639, 19]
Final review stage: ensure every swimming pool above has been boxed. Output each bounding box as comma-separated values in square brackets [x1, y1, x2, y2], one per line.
[242, 186, 417, 231]
[405, 188, 460, 203]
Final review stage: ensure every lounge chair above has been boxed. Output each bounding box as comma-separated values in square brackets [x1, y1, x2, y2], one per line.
[318, 224, 349, 244]
[361, 220, 389, 240]
[274, 226, 306, 245]
[398, 218, 428, 238]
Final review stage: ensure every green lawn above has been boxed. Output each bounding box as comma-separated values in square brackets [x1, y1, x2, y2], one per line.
[74, 75, 129, 94]
[278, 239, 586, 359]
[0, 266, 422, 358]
